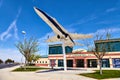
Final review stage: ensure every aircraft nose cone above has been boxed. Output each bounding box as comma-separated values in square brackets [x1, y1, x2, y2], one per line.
[33, 7, 37, 10]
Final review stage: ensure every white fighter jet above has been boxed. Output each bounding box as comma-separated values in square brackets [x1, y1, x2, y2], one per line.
[34, 7, 92, 46]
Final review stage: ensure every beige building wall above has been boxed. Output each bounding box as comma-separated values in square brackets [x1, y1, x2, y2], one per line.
[35, 57, 49, 67]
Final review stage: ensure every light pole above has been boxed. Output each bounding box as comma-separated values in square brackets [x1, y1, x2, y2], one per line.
[21, 31, 26, 66]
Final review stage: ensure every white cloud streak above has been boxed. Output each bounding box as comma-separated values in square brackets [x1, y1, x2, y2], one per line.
[38, 27, 120, 55]
[4, 34, 12, 40]
[38, 32, 62, 55]
[0, 8, 21, 41]
[106, 8, 117, 13]
[89, 27, 120, 39]
[38, 32, 54, 55]
[39, 32, 54, 44]
[67, 15, 97, 28]
[0, 0, 3, 8]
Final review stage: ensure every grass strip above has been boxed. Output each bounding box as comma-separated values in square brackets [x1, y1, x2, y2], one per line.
[80, 70, 120, 79]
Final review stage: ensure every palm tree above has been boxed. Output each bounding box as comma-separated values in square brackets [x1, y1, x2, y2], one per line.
[15, 37, 39, 67]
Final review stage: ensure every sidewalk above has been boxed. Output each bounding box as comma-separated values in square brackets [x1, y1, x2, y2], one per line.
[0, 66, 120, 80]
[0, 66, 95, 80]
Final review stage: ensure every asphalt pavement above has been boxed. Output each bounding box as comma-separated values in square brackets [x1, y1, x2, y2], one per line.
[0, 63, 19, 69]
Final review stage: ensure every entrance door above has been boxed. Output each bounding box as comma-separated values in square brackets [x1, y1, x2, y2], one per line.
[87, 59, 97, 68]
[50, 59, 56, 67]
[76, 59, 84, 67]
[67, 60, 73, 67]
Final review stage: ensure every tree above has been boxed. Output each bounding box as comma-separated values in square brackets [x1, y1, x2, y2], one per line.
[0, 59, 3, 64]
[92, 41, 106, 75]
[92, 32, 112, 75]
[83, 30, 112, 75]
[5, 59, 14, 64]
[29, 54, 40, 64]
[15, 37, 39, 66]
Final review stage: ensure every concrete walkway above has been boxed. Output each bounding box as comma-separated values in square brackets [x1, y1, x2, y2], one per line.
[0, 66, 119, 80]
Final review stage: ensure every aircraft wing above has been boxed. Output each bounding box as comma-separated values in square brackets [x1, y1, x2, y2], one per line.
[46, 34, 85, 47]
[46, 35, 75, 46]
[69, 33, 92, 40]
[46, 35, 60, 42]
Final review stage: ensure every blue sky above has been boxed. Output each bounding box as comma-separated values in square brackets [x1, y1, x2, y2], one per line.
[0, 0, 120, 62]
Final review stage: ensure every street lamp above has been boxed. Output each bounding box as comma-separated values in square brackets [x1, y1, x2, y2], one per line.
[22, 31, 26, 40]
[21, 31, 26, 67]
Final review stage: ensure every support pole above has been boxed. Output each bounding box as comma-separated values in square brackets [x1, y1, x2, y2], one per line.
[62, 39, 67, 71]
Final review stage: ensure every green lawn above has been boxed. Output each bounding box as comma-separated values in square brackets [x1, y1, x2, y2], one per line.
[12, 66, 50, 72]
[80, 70, 120, 79]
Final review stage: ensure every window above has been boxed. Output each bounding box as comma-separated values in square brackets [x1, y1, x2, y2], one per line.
[102, 59, 110, 68]
[40, 61, 41, 63]
[87, 59, 97, 68]
[58, 60, 63, 67]
[65, 46, 73, 53]
[42, 61, 44, 63]
[49, 46, 62, 54]
[95, 41, 120, 52]
[45, 61, 47, 63]
[112, 58, 120, 68]
[49, 45, 73, 54]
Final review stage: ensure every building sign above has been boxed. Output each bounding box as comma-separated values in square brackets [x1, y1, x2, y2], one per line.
[72, 54, 93, 57]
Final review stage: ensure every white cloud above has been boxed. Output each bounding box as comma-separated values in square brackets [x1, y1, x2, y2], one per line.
[110, 27, 120, 32]
[0, 48, 23, 62]
[39, 32, 54, 43]
[38, 32, 54, 55]
[0, 20, 17, 40]
[67, 15, 97, 27]
[0, 0, 3, 8]
[0, 8, 21, 41]
[38, 32, 62, 55]
[106, 8, 117, 13]
[89, 27, 120, 39]
[4, 34, 12, 40]
[38, 27, 120, 55]
[77, 27, 120, 50]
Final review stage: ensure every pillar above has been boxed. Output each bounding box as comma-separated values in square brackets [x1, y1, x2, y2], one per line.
[55, 59, 58, 67]
[84, 59, 87, 68]
[73, 59, 76, 68]
[109, 58, 113, 68]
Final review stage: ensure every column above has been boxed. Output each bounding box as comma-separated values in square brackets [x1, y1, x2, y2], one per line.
[84, 59, 87, 68]
[109, 58, 113, 68]
[73, 59, 76, 68]
[55, 59, 58, 67]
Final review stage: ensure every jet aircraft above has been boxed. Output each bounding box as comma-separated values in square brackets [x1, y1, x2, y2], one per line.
[34, 7, 92, 46]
